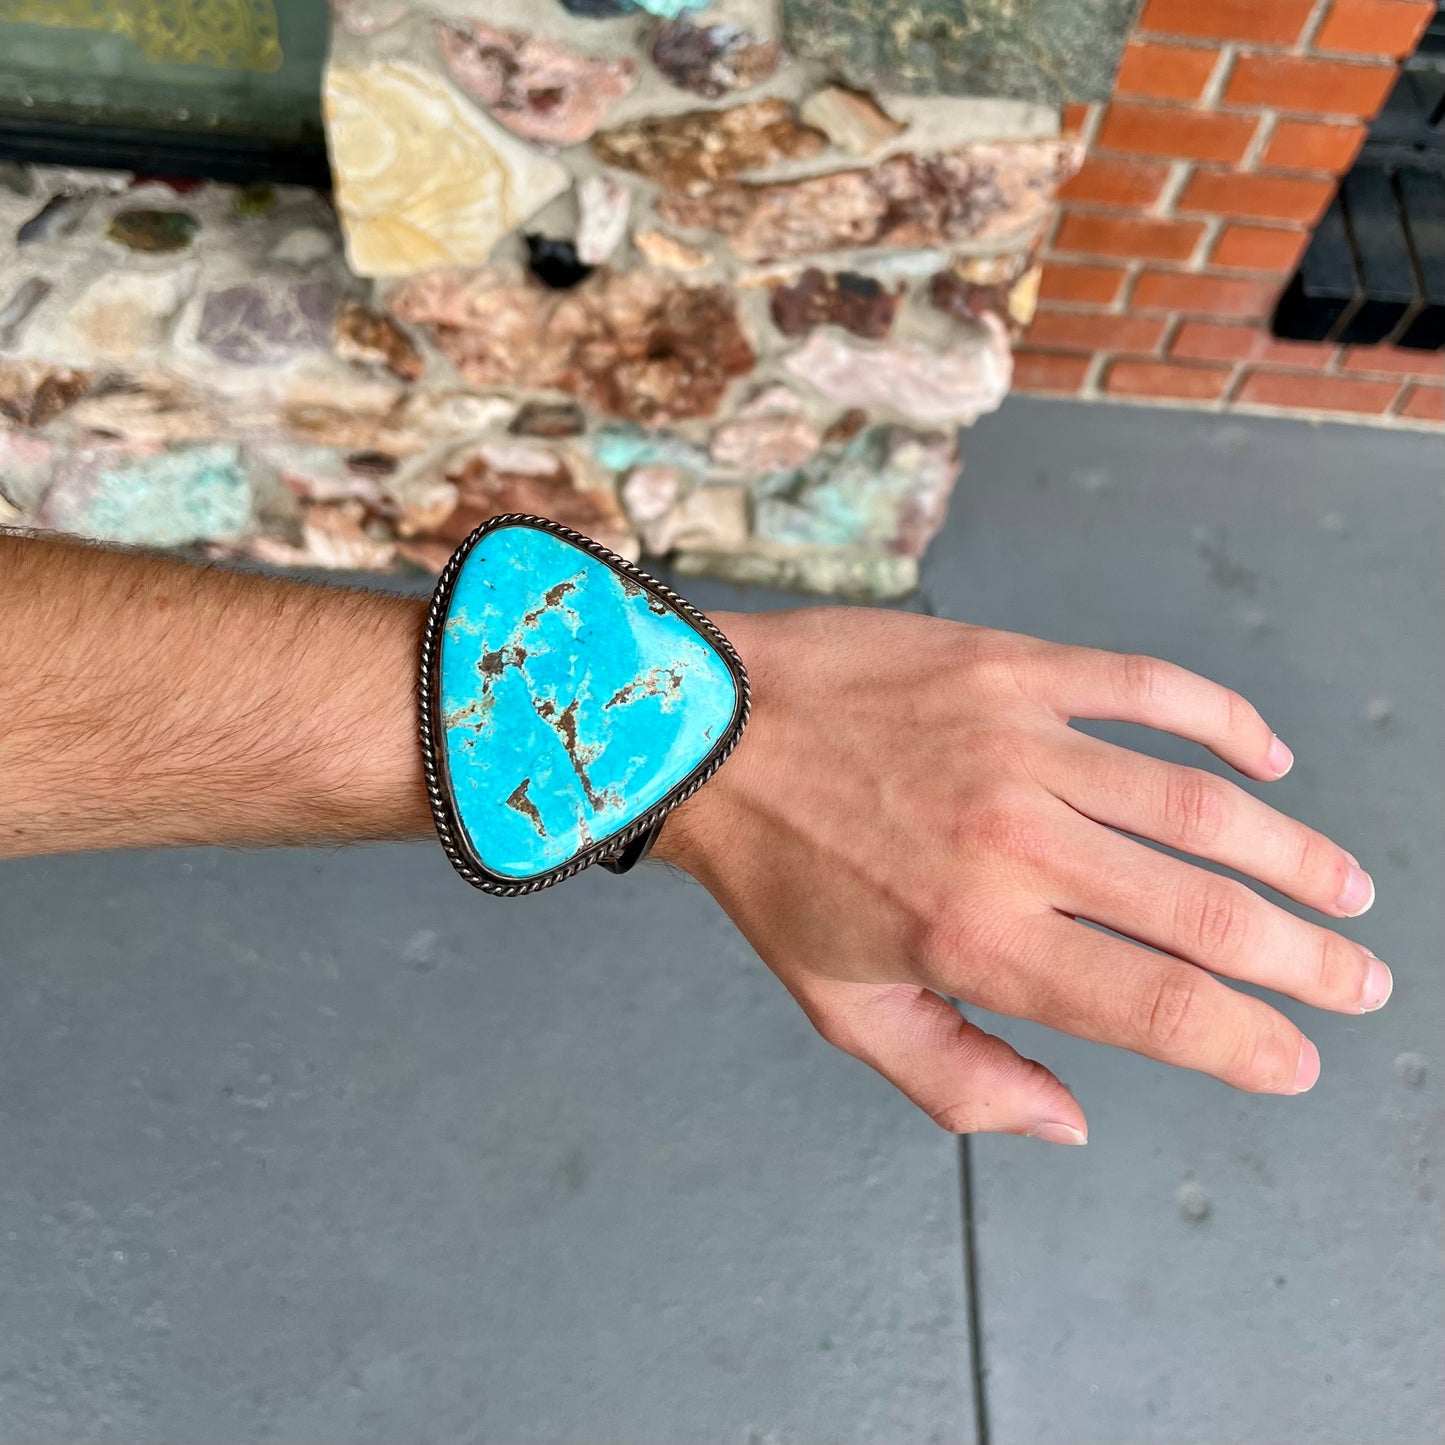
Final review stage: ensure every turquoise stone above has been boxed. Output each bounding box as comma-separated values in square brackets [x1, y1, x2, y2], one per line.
[438, 523, 741, 881]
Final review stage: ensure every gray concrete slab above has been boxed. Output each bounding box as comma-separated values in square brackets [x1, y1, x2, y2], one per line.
[922, 398, 1443, 1445]
[0, 608, 971, 1441]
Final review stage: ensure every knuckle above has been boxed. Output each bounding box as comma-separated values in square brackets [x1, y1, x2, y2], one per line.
[1118, 652, 1165, 703]
[1235, 1020, 1298, 1093]
[1178, 877, 1254, 960]
[912, 900, 995, 984]
[1164, 768, 1233, 845]
[928, 1101, 983, 1135]
[1294, 828, 1346, 898]
[960, 793, 1050, 868]
[1311, 931, 1366, 1003]
[961, 641, 1029, 698]
[1219, 686, 1261, 740]
[1137, 970, 1209, 1053]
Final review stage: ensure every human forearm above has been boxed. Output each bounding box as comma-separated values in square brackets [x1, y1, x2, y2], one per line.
[1, 529, 1386, 1141]
[0, 531, 432, 857]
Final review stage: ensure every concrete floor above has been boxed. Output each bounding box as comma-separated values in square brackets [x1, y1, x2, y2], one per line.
[0, 397, 1440, 1444]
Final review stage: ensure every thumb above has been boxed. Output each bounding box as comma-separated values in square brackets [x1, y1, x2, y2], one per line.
[793, 977, 1089, 1144]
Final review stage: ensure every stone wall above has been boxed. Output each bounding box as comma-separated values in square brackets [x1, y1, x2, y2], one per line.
[0, 0, 1104, 597]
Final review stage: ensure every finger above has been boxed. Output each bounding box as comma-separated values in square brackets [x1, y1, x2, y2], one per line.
[1011, 913, 1319, 1094]
[1044, 806, 1390, 1015]
[1025, 645, 1290, 782]
[1046, 733, 1375, 919]
[792, 976, 1088, 1143]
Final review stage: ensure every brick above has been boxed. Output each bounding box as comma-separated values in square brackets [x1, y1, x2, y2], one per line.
[1211, 223, 1311, 272]
[1059, 156, 1172, 208]
[1236, 369, 1401, 413]
[1224, 55, 1397, 117]
[1178, 170, 1337, 224]
[1061, 103, 1096, 136]
[1105, 359, 1234, 400]
[1026, 309, 1169, 355]
[1261, 120, 1367, 173]
[1012, 350, 1092, 393]
[1170, 320, 1336, 367]
[1397, 384, 1445, 422]
[1139, 0, 1315, 45]
[1098, 102, 1259, 164]
[1314, 0, 1435, 59]
[1132, 269, 1282, 317]
[1054, 210, 1206, 262]
[1037, 261, 1131, 306]
[1115, 40, 1223, 102]
[1339, 346, 1445, 379]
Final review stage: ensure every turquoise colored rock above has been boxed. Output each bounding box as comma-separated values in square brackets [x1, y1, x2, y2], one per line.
[438, 523, 741, 880]
[631, 0, 714, 15]
[590, 425, 709, 480]
[41, 443, 251, 546]
[753, 425, 957, 557]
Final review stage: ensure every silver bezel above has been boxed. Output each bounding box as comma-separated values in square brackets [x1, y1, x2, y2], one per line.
[417, 513, 751, 897]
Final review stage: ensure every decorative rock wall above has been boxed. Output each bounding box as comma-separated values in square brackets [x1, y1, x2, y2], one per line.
[0, 0, 1093, 598]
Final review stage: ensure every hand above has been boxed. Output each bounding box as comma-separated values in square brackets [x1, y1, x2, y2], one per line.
[659, 608, 1388, 1143]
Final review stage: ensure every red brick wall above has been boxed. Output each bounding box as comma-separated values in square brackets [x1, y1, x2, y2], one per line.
[1019, 0, 1445, 428]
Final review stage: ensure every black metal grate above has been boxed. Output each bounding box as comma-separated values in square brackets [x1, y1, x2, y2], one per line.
[1272, 3, 1445, 352]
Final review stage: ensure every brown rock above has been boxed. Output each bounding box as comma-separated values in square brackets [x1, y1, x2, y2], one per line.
[306, 500, 399, 568]
[66, 372, 215, 445]
[823, 408, 868, 444]
[334, 301, 425, 382]
[658, 139, 1080, 263]
[388, 268, 755, 426]
[0, 363, 91, 429]
[592, 99, 826, 194]
[769, 268, 899, 340]
[435, 20, 636, 148]
[929, 264, 1041, 340]
[650, 20, 781, 99]
[799, 86, 906, 156]
[510, 400, 587, 438]
[419, 439, 634, 556]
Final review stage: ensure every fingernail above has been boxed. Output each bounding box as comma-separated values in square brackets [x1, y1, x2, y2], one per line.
[1027, 1122, 1088, 1146]
[1338, 864, 1375, 917]
[1359, 956, 1393, 1013]
[1266, 735, 1294, 777]
[1294, 1038, 1321, 1094]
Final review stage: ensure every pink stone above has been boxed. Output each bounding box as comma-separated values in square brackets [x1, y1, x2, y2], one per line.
[710, 411, 821, 472]
[575, 175, 631, 266]
[435, 20, 637, 148]
[783, 320, 1012, 425]
[658, 139, 1081, 263]
[620, 463, 683, 525]
[387, 268, 755, 426]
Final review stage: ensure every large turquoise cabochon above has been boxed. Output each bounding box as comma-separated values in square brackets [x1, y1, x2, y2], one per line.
[438, 524, 742, 880]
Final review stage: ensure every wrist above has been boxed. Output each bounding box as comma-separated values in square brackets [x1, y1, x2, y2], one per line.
[652, 608, 762, 880]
